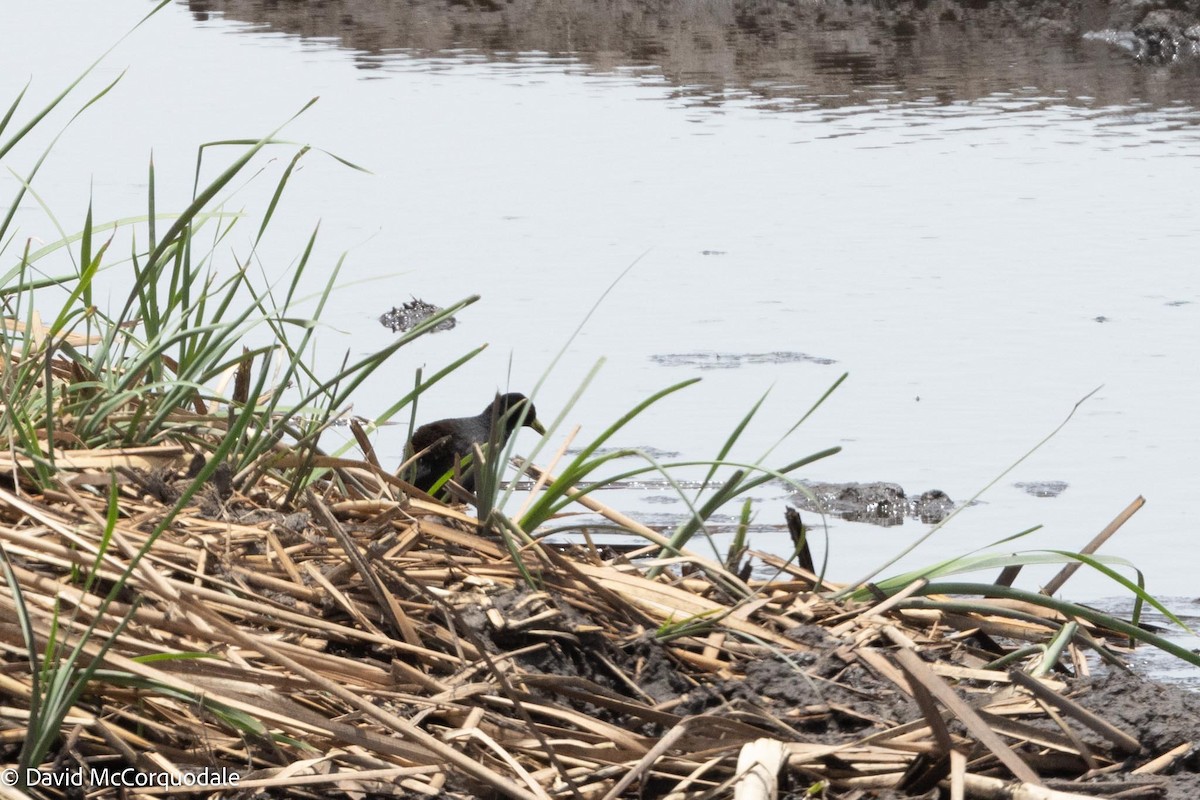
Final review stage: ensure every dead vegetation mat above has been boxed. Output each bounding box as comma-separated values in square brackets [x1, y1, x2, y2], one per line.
[0, 447, 1196, 800]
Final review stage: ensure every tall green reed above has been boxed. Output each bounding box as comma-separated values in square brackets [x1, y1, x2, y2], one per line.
[458, 254, 845, 594]
[0, 8, 483, 768]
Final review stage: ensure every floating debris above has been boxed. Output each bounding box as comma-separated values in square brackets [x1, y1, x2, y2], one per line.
[379, 297, 457, 333]
[1016, 480, 1069, 497]
[790, 480, 954, 526]
[650, 350, 837, 369]
[1084, 11, 1200, 65]
[564, 445, 682, 459]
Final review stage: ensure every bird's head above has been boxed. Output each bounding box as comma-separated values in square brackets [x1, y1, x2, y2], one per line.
[489, 392, 546, 436]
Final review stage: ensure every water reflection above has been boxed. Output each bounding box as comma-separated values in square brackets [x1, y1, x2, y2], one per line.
[183, 0, 1200, 114]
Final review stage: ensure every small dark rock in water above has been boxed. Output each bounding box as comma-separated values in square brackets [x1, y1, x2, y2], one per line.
[1015, 480, 1069, 498]
[789, 481, 953, 527]
[379, 298, 457, 333]
[915, 489, 955, 523]
[1094, 315, 1110, 323]
[700, 249, 727, 256]
[650, 351, 836, 369]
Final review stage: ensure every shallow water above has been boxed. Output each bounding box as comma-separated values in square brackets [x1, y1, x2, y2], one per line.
[1093, 596, 1200, 690]
[2, 1, 1198, 626]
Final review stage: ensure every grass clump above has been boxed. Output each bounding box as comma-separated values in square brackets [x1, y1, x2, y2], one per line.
[0, 16, 474, 787]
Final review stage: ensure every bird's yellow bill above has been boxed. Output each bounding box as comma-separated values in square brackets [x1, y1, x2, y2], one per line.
[531, 419, 546, 435]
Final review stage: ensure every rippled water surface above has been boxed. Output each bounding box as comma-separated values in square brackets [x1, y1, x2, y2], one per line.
[3, 2, 1198, 621]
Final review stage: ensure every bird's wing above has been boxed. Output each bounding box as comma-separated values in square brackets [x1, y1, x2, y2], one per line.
[410, 424, 450, 454]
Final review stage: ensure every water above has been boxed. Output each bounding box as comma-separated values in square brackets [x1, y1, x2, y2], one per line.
[2, 2, 1198, 631]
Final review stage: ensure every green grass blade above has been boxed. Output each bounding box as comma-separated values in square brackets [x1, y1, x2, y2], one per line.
[0, 543, 41, 773]
[0, 81, 30, 141]
[0, 69, 129, 251]
[255, 146, 308, 247]
[699, 388, 769, 492]
[900, 582, 1200, 669]
[833, 386, 1101, 599]
[756, 371, 848, 463]
[518, 377, 701, 529]
[1043, 549, 1190, 634]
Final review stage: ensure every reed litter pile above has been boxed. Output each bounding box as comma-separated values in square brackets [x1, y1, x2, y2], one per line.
[0, 450, 1197, 799]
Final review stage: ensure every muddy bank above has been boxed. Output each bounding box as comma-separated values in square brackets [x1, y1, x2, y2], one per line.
[401, 579, 1200, 798]
[6, 447, 1200, 798]
[185, 0, 1200, 107]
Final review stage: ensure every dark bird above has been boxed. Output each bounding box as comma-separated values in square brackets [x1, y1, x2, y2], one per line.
[406, 393, 546, 495]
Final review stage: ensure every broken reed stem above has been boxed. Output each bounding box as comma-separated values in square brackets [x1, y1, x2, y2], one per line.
[959, 774, 1102, 800]
[1040, 496, 1145, 597]
[733, 738, 785, 800]
[176, 592, 544, 800]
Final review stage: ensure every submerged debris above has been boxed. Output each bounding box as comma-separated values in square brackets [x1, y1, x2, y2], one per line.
[379, 297, 457, 333]
[1016, 480, 1070, 498]
[650, 350, 837, 369]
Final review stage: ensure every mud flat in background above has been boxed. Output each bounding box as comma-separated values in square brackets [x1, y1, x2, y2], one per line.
[186, 0, 1200, 105]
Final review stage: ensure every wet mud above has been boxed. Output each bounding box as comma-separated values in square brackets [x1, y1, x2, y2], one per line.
[1076, 671, 1200, 756]
[1072, 672, 1200, 799]
[444, 583, 926, 775]
[446, 584, 1200, 798]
